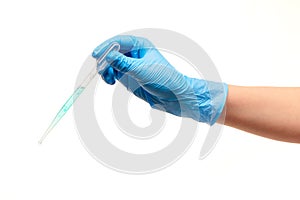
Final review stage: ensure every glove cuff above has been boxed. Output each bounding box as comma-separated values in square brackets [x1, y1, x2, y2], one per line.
[190, 79, 228, 125]
[207, 82, 228, 125]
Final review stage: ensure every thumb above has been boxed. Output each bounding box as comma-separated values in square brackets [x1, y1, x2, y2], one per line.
[106, 51, 136, 74]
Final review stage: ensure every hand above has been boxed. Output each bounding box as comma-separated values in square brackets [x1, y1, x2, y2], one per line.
[92, 35, 227, 125]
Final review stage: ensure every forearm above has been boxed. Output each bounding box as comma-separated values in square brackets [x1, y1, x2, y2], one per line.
[224, 85, 300, 143]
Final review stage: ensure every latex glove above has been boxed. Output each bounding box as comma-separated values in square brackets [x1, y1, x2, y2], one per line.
[92, 35, 228, 125]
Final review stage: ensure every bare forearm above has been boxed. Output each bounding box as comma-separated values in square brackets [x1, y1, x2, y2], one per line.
[224, 85, 300, 143]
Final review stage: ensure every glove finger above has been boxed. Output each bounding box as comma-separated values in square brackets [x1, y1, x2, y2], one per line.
[129, 49, 139, 58]
[116, 73, 153, 105]
[92, 35, 153, 59]
[132, 87, 153, 105]
[100, 66, 116, 85]
[106, 51, 138, 75]
[113, 68, 124, 80]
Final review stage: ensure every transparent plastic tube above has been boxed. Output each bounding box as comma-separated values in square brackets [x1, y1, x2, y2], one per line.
[38, 42, 120, 144]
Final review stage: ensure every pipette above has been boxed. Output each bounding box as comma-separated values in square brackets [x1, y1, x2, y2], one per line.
[38, 42, 120, 144]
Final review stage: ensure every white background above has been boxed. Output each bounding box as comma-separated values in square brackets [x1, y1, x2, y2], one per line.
[1, 0, 300, 199]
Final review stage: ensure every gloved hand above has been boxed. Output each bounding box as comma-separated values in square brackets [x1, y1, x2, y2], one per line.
[92, 35, 228, 125]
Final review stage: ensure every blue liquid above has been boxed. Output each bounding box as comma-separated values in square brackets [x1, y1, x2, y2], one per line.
[39, 87, 85, 144]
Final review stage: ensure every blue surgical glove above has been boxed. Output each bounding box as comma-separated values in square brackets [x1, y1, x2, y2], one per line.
[92, 35, 228, 125]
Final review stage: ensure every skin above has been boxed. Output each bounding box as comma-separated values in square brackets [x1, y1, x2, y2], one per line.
[224, 85, 300, 143]
[94, 36, 300, 143]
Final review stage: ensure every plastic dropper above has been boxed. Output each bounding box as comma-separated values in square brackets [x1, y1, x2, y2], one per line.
[38, 42, 120, 144]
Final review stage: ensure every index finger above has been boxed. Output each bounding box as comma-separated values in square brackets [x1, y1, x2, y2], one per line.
[92, 35, 153, 59]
